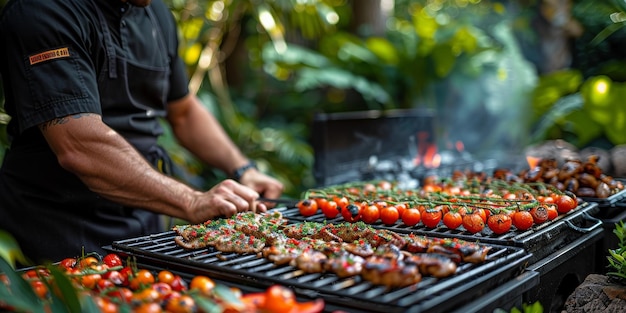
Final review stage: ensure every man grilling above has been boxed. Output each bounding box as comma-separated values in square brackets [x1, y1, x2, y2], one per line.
[0, 0, 283, 264]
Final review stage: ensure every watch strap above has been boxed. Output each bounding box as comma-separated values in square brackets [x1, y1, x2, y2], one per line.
[232, 161, 257, 181]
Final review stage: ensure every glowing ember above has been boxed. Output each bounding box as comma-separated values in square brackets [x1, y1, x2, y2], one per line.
[526, 156, 541, 169]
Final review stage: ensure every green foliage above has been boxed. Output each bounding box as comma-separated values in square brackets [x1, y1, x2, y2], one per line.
[255, 1, 537, 160]
[0, 256, 102, 313]
[0, 229, 29, 269]
[529, 0, 626, 148]
[494, 301, 543, 313]
[607, 221, 626, 284]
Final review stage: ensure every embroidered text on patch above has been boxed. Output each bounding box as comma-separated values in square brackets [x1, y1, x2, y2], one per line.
[29, 47, 70, 65]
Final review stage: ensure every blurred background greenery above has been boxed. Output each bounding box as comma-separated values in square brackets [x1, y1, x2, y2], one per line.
[0, 0, 625, 197]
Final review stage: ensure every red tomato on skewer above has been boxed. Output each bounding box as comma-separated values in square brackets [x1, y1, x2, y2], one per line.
[297, 199, 319, 217]
[401, 208, 421, 226]
[512, 210, 534, 231]
[487, 213, 512, 235]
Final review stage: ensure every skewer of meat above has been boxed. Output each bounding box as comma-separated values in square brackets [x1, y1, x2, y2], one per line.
[262, 238, 310, 265]
[323, 251, 365, 278]
[320, 222, 406, 248]
[173, 219, 237, 249]
[361, 245, 421, 288]
[280, 222, 341, 242]
[402, 252, 458, 278]
[427, 237, 492, 264]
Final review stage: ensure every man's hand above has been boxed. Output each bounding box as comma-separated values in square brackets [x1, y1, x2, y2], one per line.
[187, 179, 268, 223]
[239, 168, 284, 208]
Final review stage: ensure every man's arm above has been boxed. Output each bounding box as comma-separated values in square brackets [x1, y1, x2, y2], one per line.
[40, 113, 260, 223]
[166, 94, 283, 200]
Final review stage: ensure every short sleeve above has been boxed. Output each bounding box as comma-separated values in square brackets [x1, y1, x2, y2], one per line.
[0, 0, 101, 133]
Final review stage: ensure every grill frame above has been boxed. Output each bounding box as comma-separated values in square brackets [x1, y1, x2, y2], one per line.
[105, 230, 531, 313]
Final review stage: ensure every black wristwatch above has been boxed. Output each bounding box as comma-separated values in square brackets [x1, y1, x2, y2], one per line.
[231, 161, 257, 181]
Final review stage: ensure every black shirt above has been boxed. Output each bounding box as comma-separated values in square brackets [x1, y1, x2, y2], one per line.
[0, 0, 189, 264]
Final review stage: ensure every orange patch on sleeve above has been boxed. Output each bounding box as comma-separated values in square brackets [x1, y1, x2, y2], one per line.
[29, 47, 70, 65]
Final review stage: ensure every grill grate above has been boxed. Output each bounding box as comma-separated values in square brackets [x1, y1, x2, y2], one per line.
[106, 229, 531, 313]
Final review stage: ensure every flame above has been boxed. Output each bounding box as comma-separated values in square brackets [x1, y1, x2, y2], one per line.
[455, 141, 464, 152]
[424, 144, 440, 168]
[526, 156, 540, 169]
[414, 131, 441, 168]
[430, 152, 441, 168]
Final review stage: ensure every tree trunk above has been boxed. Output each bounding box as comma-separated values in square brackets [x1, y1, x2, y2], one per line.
[350, 0, 392, 37]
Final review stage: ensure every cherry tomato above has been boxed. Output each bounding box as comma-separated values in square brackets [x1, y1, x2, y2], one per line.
[170, 275, 188, 292]
[556, 194, 577, 214]
[118, 267, 132, 287]
[321, 200, 340, 219]
[395, 203, 407, 218]
[422, 184, 442, 193]
[538, 196, 555, 204]
[341, 203, 362, 223]
[297, 199, 318, 217]
[503, 193, 517, 200]
[443, 211, 462, 230]
[58, 258, 77, 271]
[79, 256, 99, 269]
[546, 204, 559, 221]
[462, 213, 485, 234]
[401, 208, 421, 226]
[360, 204, 380, 224]
[129, 269, 155, 291]
[96, 278, 115, 291]
[378, 180, 393, 190]
[105, 287, 133, 303]
[529, 205, 549, 224]
[80, 273, 102, 290]
[135, 302, 162, 313]
[189, 275, 215, 296]
[102, 253, 123, 268]
[261, 285, 296, 313]
[30, 280, 48, 299]
[22, 269, 39, 279]
[165, 294, 196, 313]
[132, 288, 161, 302]
[95, 297, 119, 313]
[333, 196, 350, 211]
[102, 270, 125, 286]
[380, 206, 400, 225]
[512, 210, 534, 231]
[152, 282, 173, 299]
[373, 200, 388, 211]
[487, 213, 512, 235]
[314, 198, 329, 212]
[475, 208, 488, 223]
[421, 209, 443, 228]
[158, 270, 176, 285]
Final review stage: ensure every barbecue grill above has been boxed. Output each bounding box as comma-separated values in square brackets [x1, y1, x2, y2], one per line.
[104, 228, 531, 313]
[273, 199, 604, 312]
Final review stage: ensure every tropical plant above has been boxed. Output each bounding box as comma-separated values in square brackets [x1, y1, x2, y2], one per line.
[257, 0, 538, 159]
[159, 0, 351, 194]
[607, 221, 626, 284]
[528, 0, 626, 148]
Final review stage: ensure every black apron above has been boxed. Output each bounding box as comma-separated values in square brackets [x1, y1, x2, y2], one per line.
[0, 3, 173, 264]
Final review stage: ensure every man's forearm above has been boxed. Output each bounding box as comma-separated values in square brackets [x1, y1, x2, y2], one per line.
[40, 113, 200, 221]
